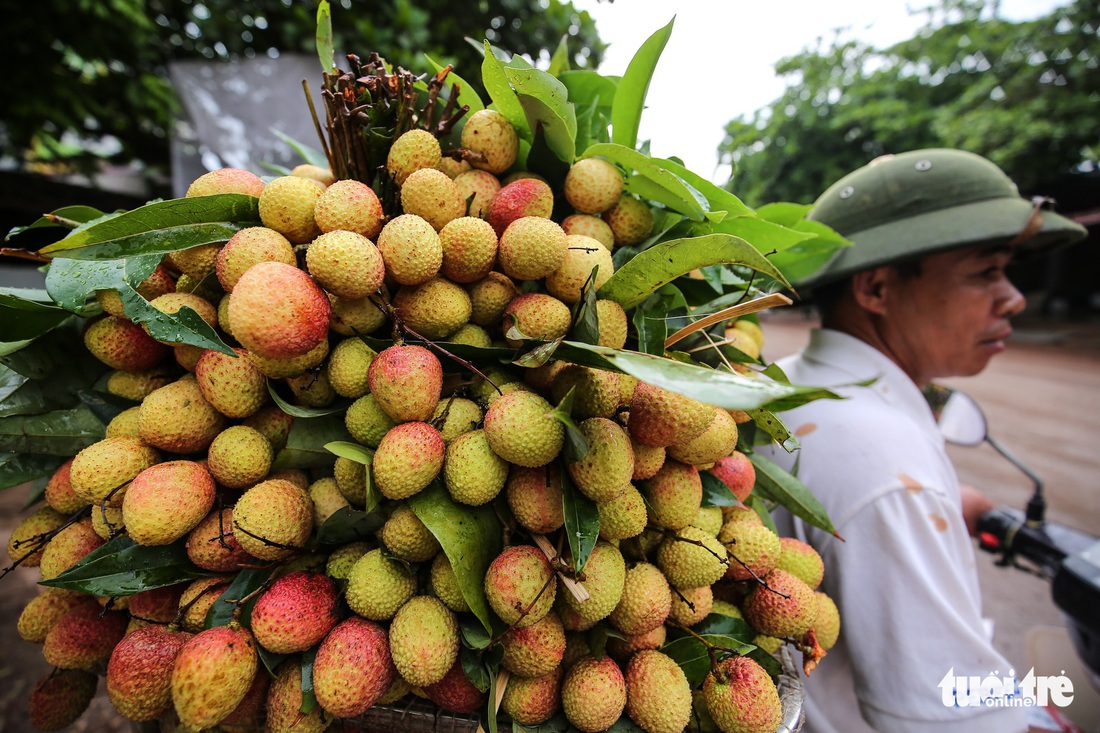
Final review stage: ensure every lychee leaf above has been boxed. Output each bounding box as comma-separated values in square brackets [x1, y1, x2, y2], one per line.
[317, 506, 385, 546]
[460, 647, 491, 693]
[610, 17, 674, 150]
[597, 234, 791, 310]
[39, 536, 203, 595]
[205, 567, 274, 629]
[745, 407, 799, 452]
[0, 294, 71, 342]
[38, 194, 260, 260]
[0, 452, 64, 492]
[506, 68, 576, 164]
[605, 716, 647, 733]
[559, 469, 599, 574]
[0, 405, 105, 456]
[744, 494, 779, 535]
[700, 471, 742, 509]
[6, 205, 107, 241]
[481, 41, 532, 143]
[632, 284, 688, 356]
[749, 452, 837, 537]
[315, 0, 334, 73]
[512, 712, 571, 733]
[661, 634, 756, 689]
[652, 158, 755, 219]
[460, 617, 492, 650]
[408, 481, 502, 635]
[270, 129, 329, 169]
[300, 647, 319, 714]
[273, 413, 355, 470]
[568, 266, 601, 346]
[269, 381, 347, 418]
[549, 387, 589, 463]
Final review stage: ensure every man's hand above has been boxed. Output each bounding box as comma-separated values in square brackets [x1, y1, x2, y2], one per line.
[960, 483, 997, 537]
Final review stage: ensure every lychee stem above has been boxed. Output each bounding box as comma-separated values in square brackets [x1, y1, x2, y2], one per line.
[1, 505, 91, 580]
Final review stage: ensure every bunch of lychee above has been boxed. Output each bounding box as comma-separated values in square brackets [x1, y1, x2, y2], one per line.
[5, 109, 838, 733]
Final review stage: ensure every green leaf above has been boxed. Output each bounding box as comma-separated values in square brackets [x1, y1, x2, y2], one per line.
[482, 41, 532, 143]
[549, 387, 588, 463]
[745, 408, 798, 452]
[300, 647, 319, 714]
[560, 469, 599, 574]
[0, 405, 105, 456]
[38, 195, 259, 260]
[710, 215, 817, 256]
[652, 159, 754, 218]
[409, 481, 503, 635]
[40, 536, 202, 595]
[749, 452, 837, 536]
[611, 18, 674, 149]
[460, 617, 492, 650]
[424, 54, 484, 114]
[597, 234, 791, 310]
[632, 284, 687, 356]
[505, 67, 577, 164]
[205, 567, 274, 628]
[514, 712, 571, 733]
[569, 267, 602, 346]
[325, 441, 379, 512]
[547, 35, 571, 77]
[258, 647, 288, 678]
[700, 471, 742, 508]
[315, 0, 335, 72]
[553, 341, 840, 412]
[272, 413, 353, 470]
[661, 634, 756, 688]
[460, 647, 491, 693]
[755, 202, 813, 228]
[267, 381, 347, 418]
[270, 129, 329, 169]
[0, 453, 64, 492]
[6, 205, 108, 240]
[316, 506, 385, 545]
[582, 143, 706, 221]
[0, 294, 72, 342]
[559, 71, 618, 112]
[745, 494, 778, 534]
[606, 716, 647, 733]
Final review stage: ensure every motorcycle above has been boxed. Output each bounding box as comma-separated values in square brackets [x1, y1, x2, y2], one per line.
[930, 386, 1100, 731]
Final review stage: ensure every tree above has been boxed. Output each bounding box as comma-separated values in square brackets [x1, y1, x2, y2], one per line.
[1, 0, 605, 177]
[719, 0, 1100, 206]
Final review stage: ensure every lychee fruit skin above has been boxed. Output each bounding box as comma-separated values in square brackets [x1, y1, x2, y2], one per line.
[562, 213, 615, 249]
[497, 216, 568, 280]
[438, 156, 472, 179]
[595, 298, 627, 347]
[229, 261, 331, 359]
[775, 536, 825, 589]
[425, 661, 488, 714]
[367, 344, 444, 423]
[656, 525, 729, 590]
[147, 291, 218, 333]
[743, 568, 819, 640]
[216, 226, 296, 292]
[314, 178, 384, 239]
[702, 656, 782, 733]
[7, 505, 66, 566]
[388, 596, 460, 687]
[400, 167, 466, 231]
[17, 590, 90, 643]
[566, 417, 635, 503]
[138, 378, 226, 454]
[106, 625, 193, 722]
[171, 623, 258, 731]
[186, 167, 265, 198]
[667, 584, 714, 626]
[430, 553, 471, 613]
[709, 451, 757, 503]
[631, 440, 666, 482]
[205, 425, 273, 489]
[431, 397, 483, 444]
[250, 571, 340, 654]
[502, 668, 562, 725]
[393, 276, 473, 339]
[643, 460, 704, 531]
[467, 271, 519, 327]
[453, 170, 501, 219]
[484, 544, 557, 629]
[501, 612, 567, 677]
[565, 158, 623, 214]
[443, 428, 510, 506]
[629, 382, 715, 448]
[27, 668, 98, 732]
[345, 394, 397, 448]
[502, 292, 572, 347]
[83, 316, 169, 372]
[326, 338, 376, 399]
[608, 562, 671, 636]
[313, 617, 396, 718]
[257, 174, 324, 243]
[248, 337, 329, 379]
[186, 508, 255, 572]
[506, 464, 565, 535]
[625, 649, 692, 733]
[814, 591, 841, 650]
[377, 213, 444, 286]
[387, 129, 442, 186]
[668, 408, 739, 466]
[372, 421, 446, 501]
[719, 520, 782, 581]
[43, 458, 82, 515]
[122, 460, 216, 546]
[177, 576, 231, 633]
[380, 503, 441, 563]
[606, 624, 667, 663]
[345, 548, 417, 621]
[439, 215, 499, 283]
[38, 519, 104, 581]
[488, 178, 554, 237]
[560, 541, 627, 629]
[561, 655, 627, 733]
[604, 194, 654, 247]
[232, 479, 314, 561]
[545, 234, 615, 304]
[461, 109, 519, 175]
[266, 660, 331, 732]
[597, 485, 648, 541]
[306, 229, 386, 299]
[194, 347, 268, 419]
[483, 391, 565, 468]
[43, 603, 128, 670]
[329, 288, 389, 336]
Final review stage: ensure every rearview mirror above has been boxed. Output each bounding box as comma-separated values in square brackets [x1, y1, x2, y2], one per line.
[936, 390, 987, 446]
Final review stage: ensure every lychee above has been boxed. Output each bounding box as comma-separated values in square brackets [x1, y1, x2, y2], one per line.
[250, 571, 340, 654]
[461, 109, 519, 174]
[215, 226, 296, 292]
[306, 229, 386, 299]
[566, 417, 635, 502]
[488, 179, 554, 236]
[667, 584, 713, 626]
[775, 536, 825, 589]
[561, 655, 626, 733]
[84, 315, 169, 372]
[368, 344, 444, 423]
[425, 661, 488, 714]
[502, 668, 562, 725]
[377, 213, 444, 286]
[625, 650, 692, 733]
[314, 178, 384, 239]
[329, 289, 389, 336]
[206, 425, 273, 489]
[123, 460, 216, 545]
[439, 215, 499, 283]
[562, 213, 615, 249]
[702, 656, 781, 733]
[313, 617, 396, 718]
[107, 625, 192, 721]
[345, 394, 397, 448]
[719, 520, 781, 581]
[430, 553, 470, 613]
[709, 452, 756, 503]
[258, 174, 324, 243]
[604, 194, 654, 247]
[265, 660, 331, 732]
[194, 347, 268, 419]
[27, 669, 98, 732]
[467, 271, 518, 327]
[443, 428, 509, 506]
[138, 378, 226, 454]
[326, 337, 376, 399]
[742, 568, 818, 640]
[171, 623, 258, 730]
[346, 548, 416, 621]
[668, 408, 739, 466]
[483, 391, 564, 468]
[381, 504, 441, 563]
[597, 484, 648, 541]
[813, 591, 841, 650]
[372, 421, 445, 500]
[388, 595, 460, 687]
[551, 364, 621, 419]
[506, 464, 565, 534]
[484, 544, 557, 629]
[643, 460, 703, 531]
[43, 602, 128, 669]
[608, 562, 671, 635]
[497, 216, 567, 280]
[502, 611, 566, 677]
[229, 261, 331, 359]
[232, 479, 314, 560]
[7, 505, 66, 566]
[387, 129, 442, 186]
[400, 167, 466, 231]
[186, 167, 265, 198]
[38, 519, 104, 580]
[629, 382, 714, 448]
[453, 170, 501, 219]
[430, 397, 482, 444]
[393, 277, 472, 339]
[502, 292, 571, 346]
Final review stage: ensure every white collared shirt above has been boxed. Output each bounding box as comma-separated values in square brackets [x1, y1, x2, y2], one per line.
[763, 328, 1027, 733]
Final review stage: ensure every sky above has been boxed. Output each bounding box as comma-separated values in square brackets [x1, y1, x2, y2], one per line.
[571, 0, 1066, 183]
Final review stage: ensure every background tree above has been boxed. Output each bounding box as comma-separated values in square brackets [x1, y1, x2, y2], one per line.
[719, 0, 1099, 206]
[0, 0, 605, 178]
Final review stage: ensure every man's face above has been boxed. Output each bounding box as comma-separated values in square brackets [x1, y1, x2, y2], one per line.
[879, 244, 1026, 386]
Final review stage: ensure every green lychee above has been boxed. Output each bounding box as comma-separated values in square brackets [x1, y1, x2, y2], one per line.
[657, 525, 728, 589]
[560, 541, 626, 629]
[561, 655, 626, 733]
[232, 478, 314, 560]
[7, 505, 66, 566]
[604, 194, 654, 247]
[206, 425, 273, 489]
[216, 226, 296, 292]
[667, 584, 713, 626]
[393, 277, 473, 339]
[439, 215, 499, 283]
[388, 596, 460, 687]
[596, 299, 629, 348]
[326, 338, 376, 399]
[345, 394, 397, 448]
[329, 288, 389, 336]
[625, 650, 692, 733]
[503, 292, 571, 347]
[314, 178, 384, 239]
[381, 504, 441, 562]
[248, 336, 329, 379]
[813, 591, 841, 650]
[497, 216, 567, 280]
[545, 234, 614, 304]
[400, 167, 466, 231]
[502, 612, 566, 677]
[462, 109, 519, 174]
[306, 229, 386, 299]
[310, 477, 350, 526]
[376, 214, 443, 286]
[629, 382, 714, 448]
[106, 368, 174, 402]
[258, 174, 324, 243]
[562, 213, 615, 249]
[483, 391, 564, 468]
[444, 428, 509, 506]
[17, 590, 90, 643]
[643, 460, 703, 531]
[551, 365, 621, 420]
[139, 378, 226, 454]
[775, 536, 825, 589]
[346, 548, 416, 621]
[430, 553, 470, 613]
[565, 158, 624, 215]
[430, 397, 482, 444]
[567, 417, 635, 502]
[597, 484, 648, 541]
[719, 520, 781, 581]
[467, 271, 518, 327]
[387, 129, 442, 186]
[506, 463, 565, 535]
[372, 421, 445, 500]
[608, 562, 671, 635]
[502, 668, 562, 725]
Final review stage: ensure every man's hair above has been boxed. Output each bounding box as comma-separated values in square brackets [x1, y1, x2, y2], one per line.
[815, 258, 925, 323]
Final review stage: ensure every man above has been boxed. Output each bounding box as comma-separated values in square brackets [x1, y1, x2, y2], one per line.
[763, 149, 1087, 733]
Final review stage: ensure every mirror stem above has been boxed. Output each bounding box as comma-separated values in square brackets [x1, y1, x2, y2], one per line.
[985, 434, 1046, 525]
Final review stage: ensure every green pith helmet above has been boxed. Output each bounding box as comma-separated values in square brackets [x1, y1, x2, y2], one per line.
[797, 148, 1088, 290]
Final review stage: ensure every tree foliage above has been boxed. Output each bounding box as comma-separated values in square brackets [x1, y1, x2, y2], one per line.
[719, 0, 1100, 206]
[2, 0, 605, 175]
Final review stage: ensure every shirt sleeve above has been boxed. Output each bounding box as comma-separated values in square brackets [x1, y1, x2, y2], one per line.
[806, 485, 1029, 733]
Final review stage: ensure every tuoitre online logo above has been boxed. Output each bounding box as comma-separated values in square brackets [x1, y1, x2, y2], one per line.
[939, 668, 1075, 708]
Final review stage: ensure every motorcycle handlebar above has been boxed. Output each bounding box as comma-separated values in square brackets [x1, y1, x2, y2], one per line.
[976, 506, 1097, 577]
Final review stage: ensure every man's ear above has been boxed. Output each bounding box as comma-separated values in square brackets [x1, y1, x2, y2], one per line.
[850, 267, 892, 316]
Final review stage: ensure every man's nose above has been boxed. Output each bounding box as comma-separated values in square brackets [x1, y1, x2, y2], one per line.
[998, 279, 1026, 318]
